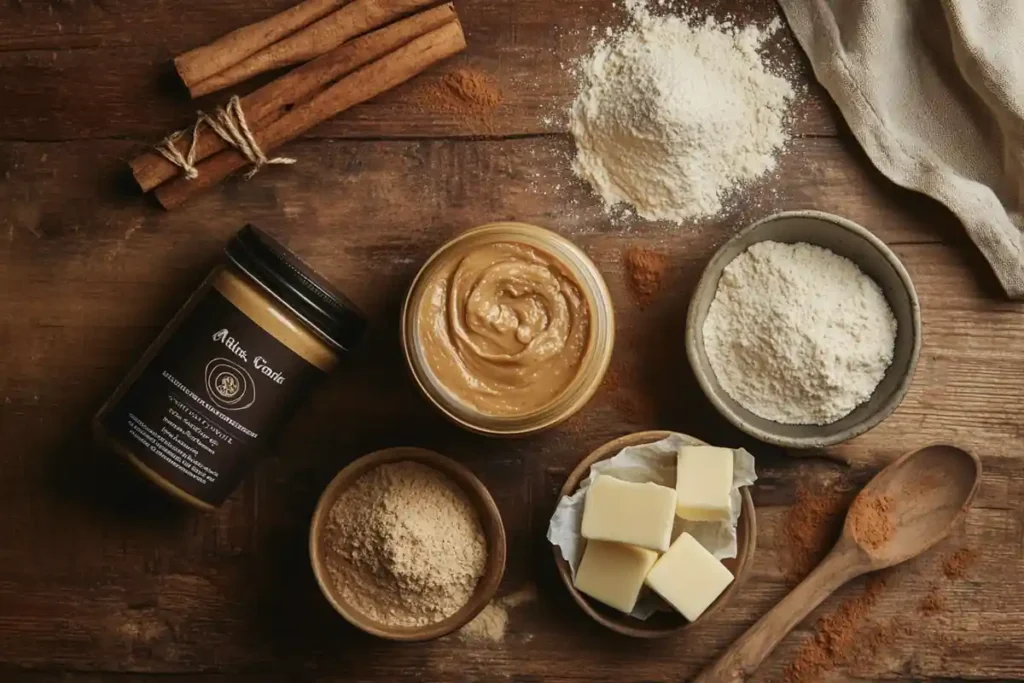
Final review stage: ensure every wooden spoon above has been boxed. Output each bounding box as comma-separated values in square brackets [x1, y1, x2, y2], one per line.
[694, 443, 981, 683]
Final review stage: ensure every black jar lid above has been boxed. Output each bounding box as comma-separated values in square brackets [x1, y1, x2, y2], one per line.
[225, 225, 367, 353]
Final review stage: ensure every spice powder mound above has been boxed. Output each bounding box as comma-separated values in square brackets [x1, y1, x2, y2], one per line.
[848, 492, 895, 551]
[919, 588, 945, 615]
[942, 548, 976, 580]
[784, 576, 885, 683]
[781, 482, 848, 583]
[324, 461, 487, 628]
[624, 246, 667, 308]
[415, 67, 503, 121]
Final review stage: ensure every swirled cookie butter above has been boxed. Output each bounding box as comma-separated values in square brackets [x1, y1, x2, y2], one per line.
[419, 241, 590, 416]
[94, 226, 365, 510]
[403, 223, 614, 435]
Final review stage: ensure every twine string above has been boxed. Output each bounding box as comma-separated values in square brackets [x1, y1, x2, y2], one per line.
[154, 118, 202, 180]
[154, 96, 296, 181]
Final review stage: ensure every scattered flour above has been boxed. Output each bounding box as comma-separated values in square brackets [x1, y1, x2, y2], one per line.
[570, 2, 795, 223]
[456, 584, 538, 644]
[702, 241, 897, 425]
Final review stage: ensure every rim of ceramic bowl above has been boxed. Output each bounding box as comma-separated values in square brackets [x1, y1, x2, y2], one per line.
[685, 210, 922, 449]
[309, 447, 507, 641]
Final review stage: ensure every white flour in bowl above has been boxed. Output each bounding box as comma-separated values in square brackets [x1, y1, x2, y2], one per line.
[569, 2, 795, 223]
[702, 241, 897, 425]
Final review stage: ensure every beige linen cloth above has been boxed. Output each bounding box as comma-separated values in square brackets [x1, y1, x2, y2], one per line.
[778, 0, 1024, 298]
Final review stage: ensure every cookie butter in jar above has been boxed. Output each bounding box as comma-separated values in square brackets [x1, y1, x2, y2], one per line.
[402, 223, 614, 435]
[94, 226, 366, 510]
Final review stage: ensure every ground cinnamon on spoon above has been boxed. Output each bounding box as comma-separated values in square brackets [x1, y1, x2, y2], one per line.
[848, 492, 895, 550]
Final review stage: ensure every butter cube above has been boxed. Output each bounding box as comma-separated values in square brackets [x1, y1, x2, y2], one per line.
[573, 540, 659, 613]
[675, 446, 734, 521]
[581, 475, 677, 551]
[645, 532, 734, 621]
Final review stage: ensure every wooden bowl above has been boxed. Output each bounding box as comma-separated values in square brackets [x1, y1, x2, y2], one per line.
[686, 210, 921, 449]
[554, 430, 757, 638]
[310, 447, 507, 641]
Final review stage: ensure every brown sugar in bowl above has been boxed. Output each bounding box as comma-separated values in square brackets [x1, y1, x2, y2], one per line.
[309, 447, 507, 641]
[554, 430, 757, 638]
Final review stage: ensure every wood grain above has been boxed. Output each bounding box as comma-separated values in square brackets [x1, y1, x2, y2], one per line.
[1, 0, 1023, 681]
[0, 0, 835, 141]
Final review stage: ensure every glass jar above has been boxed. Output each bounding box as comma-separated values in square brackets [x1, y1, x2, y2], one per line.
[94, 225, 366, 510]
[402, 222, 615, 436]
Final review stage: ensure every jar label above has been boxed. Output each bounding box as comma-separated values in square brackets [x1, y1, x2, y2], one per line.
[100, 289, 323, 506]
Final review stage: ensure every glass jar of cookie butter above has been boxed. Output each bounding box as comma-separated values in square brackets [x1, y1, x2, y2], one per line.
[402, 223, 615, 436]
[94, 226, 366, 510]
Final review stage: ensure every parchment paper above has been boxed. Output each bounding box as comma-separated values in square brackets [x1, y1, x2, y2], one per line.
[546, 433, 756, 619]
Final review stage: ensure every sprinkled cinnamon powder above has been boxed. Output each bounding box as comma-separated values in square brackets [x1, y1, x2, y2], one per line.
[781, 482, 848, 583]
[601, 365, 657, 425]
[942, 548, 976, 580]
[848, 492, 895, 551]
[624, 246, 667, 308]
[784, 577, 885, 683]
[602, 368, 622, 391]
[919, 588, 945, 615]
[415, 68, 503, 122]
[847, 616, 913, 667]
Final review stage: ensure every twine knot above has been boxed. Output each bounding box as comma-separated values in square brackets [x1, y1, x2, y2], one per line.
[154, 96, 296, 181]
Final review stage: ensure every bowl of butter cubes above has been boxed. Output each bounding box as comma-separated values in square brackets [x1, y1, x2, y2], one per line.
[548, 430, 757, 637]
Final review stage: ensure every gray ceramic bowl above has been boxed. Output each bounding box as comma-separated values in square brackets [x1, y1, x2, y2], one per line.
[686, 211, 921, 449]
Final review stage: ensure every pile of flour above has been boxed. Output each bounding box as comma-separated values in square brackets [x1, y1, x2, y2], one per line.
[570, 2, 795, 222]
[702, 241, 897, 425]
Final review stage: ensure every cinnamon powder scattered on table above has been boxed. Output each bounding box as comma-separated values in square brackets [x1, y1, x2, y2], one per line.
[848, 492, 895, 550]
[781, 482, 848, 583]
[848, 616, 913, 667]
[919, 587, 945, 615]
[624, 247, 667, 308]
[600, 365, 658, 426]
[785, 544, 978, 681]
[919, 548, 974, 614]
[415, 68, 502, 122]
[942, 548, 976, 580]
[602, 368, 622, 392]
[784, 576, 885, 683]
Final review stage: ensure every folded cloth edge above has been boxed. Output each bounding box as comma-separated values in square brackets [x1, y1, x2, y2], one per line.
[778, 0, 1024, 299]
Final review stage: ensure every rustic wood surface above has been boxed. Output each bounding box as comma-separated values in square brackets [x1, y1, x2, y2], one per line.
[1, 0, 1022, 681]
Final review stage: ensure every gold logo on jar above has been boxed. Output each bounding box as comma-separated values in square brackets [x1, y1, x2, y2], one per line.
[204, 358, 256, 411]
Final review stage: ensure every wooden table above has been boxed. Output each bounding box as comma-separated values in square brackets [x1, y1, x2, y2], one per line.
[1, 1, 1022, 681]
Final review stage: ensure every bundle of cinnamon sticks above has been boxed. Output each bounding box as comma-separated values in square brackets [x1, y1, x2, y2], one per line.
[132, 0, 465, 210]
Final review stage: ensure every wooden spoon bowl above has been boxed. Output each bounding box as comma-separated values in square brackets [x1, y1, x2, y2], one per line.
[309, 447, 507, 641]
[695, 443, 981, 682]
[847, 443, 981, 568]
[553, 430, 757, 638]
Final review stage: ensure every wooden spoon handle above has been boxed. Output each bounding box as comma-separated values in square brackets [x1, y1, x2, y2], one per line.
[693, 545, 867, 683]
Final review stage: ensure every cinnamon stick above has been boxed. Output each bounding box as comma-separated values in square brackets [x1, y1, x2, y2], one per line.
[131, 3, 457, 192]
[175, 0, 347, 91]
[154, 19, 466, 210]
[179, 0, 437, 98]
